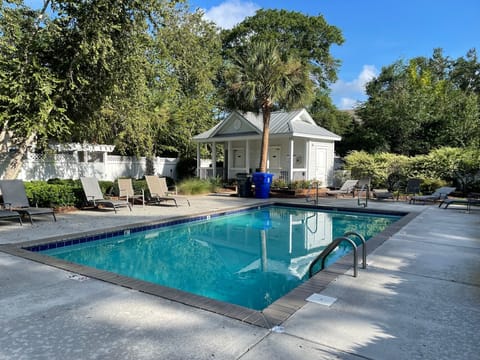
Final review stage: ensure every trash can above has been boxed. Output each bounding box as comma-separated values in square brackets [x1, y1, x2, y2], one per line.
[252, 172, 273, 199]
[236, 173, 252, 197]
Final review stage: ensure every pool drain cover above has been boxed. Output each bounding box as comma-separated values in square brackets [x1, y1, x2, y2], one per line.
[306, 293, 337, 306]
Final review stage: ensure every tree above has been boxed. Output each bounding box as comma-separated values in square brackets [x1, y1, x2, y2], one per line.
[308, 89, 354, 136]
[152, 4, 222, 158]
[222, 41, 314, 172]
[354, 49, 480, 155]
[0, 1, 70, 179]
[221, 9, 344, 89]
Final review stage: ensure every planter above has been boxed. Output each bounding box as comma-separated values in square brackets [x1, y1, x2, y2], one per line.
[252, 172, 273, 199]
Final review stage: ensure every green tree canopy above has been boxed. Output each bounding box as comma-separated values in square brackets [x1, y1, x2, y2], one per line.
[221, 9, 344, 90]
[353, 49, 480, 155]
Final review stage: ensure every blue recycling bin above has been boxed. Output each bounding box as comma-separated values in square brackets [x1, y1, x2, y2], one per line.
[252, 172, 273, 199]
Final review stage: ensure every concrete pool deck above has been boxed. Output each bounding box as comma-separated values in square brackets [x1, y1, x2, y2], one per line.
[1, 195, 479, 359]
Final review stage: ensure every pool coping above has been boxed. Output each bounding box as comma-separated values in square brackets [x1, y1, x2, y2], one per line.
[0, 201, 419, 329]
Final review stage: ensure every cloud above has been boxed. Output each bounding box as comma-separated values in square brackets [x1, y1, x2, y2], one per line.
[202, 0, 260, 29]
[331, 65, 378, 109]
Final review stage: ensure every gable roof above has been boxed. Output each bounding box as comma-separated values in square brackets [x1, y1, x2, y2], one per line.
[193, 108, 341, 142]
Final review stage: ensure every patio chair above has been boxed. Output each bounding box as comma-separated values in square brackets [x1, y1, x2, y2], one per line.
[118, 178, 144, 207]
[145, 176, 190, 207]
[0, 209, 23, 225]
[326, 179, 358, 198]
[80, 177, 132, 213]
[409, 186, 456, 205]
[404, 178, 421, 201]
[0, 180, 56, 224]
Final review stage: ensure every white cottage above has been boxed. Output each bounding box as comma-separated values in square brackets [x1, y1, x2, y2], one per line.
[193, 109, 341, 187]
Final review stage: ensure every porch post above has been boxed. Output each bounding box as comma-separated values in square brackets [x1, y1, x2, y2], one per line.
[227, 141, 232, 179]
[289, 138, 294, 183]
[305, 141, 310, 180]
[212, 142, 217, 178]
[246, 139, 250, 173]
[196, 143, 201, 178]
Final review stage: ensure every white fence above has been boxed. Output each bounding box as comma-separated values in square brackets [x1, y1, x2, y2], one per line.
[17, 153, 179, 181]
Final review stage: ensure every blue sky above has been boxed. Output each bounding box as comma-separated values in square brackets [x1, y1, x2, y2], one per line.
[25, 0, 480, 109]
[191, 0, 480, 109]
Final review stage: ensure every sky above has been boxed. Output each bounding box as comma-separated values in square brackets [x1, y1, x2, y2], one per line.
[190, 0, 480, 109]
[25, 0, 480, 109]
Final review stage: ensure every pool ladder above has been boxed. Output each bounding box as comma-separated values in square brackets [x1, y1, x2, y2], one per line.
[357, 184, 370, 208]
[308, 231, 366, 278]
[306, 181, 321, 205]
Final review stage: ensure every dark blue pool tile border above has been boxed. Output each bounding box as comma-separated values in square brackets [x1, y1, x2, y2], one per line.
[0, 202, 419, 329]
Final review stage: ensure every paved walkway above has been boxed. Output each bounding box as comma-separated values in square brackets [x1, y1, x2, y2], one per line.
[1, 195, 479, 359]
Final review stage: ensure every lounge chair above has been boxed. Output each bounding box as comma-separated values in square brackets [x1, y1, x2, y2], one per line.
[0, 180, 56, 224]
[118, 178, 144, 207]
[372, 189, 395, 200]
[409, 186, 456, 205]
[80, 177, 132, 213]
[145, 175, 190, 206]
[439, 193, 480, 211]
[326, 179, 358, 198]
[0, 209, 22, 225]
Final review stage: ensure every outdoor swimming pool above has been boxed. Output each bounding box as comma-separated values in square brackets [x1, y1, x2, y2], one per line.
[34, 205, 401, 311]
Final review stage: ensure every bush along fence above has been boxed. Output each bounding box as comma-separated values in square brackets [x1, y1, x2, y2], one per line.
[343, 147, 480, 194]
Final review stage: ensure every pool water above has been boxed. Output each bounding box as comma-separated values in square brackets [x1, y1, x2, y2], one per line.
[41, 205, 400, 310]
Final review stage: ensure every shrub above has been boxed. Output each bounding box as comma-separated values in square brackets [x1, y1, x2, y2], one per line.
[343, 147, 480, 193]
[24, 181, 80, 208]
[177, 178, 214, 195]
[289, 180, 312, 190]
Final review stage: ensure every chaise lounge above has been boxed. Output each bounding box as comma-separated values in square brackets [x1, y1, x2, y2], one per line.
[0, 179, 56, 224]
[118, 178, 145, 207]
[80, 177, 132, 213]
[326, 179, 358, 198]
[0, 209, 23, 225]
[409, 186, 456, 205]
[145, 176, 190, 207]
[438, 192, 480, 211]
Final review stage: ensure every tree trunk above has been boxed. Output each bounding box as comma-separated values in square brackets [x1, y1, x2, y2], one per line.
[0, 120, 9, 152]
[259, 107, 271, 172]
[1, 132, 36, 179]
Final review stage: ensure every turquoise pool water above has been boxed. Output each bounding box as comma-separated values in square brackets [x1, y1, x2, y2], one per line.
[41, 205, 400, 310]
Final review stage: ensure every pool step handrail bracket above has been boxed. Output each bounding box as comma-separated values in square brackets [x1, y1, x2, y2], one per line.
[343, 231, 367, 269]
[306, 181, 321, 205]
[308, 236, 358, 278]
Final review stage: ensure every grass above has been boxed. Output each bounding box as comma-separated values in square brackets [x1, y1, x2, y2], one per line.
[177, 178, 220, 195]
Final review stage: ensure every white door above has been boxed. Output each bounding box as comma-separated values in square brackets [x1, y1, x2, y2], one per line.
[268, 146, 281, 169]
[233, 148, 245, 168]
[312, 145, 327, 185]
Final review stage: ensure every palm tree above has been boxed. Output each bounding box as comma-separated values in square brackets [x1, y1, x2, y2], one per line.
[222, 41, 314, 172]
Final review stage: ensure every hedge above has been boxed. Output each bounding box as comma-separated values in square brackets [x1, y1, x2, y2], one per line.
[344, 147, 480, 194]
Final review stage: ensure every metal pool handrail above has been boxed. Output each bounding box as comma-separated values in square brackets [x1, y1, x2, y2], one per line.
[308, 231, 367, 278]
[343, 231, 367, 269]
